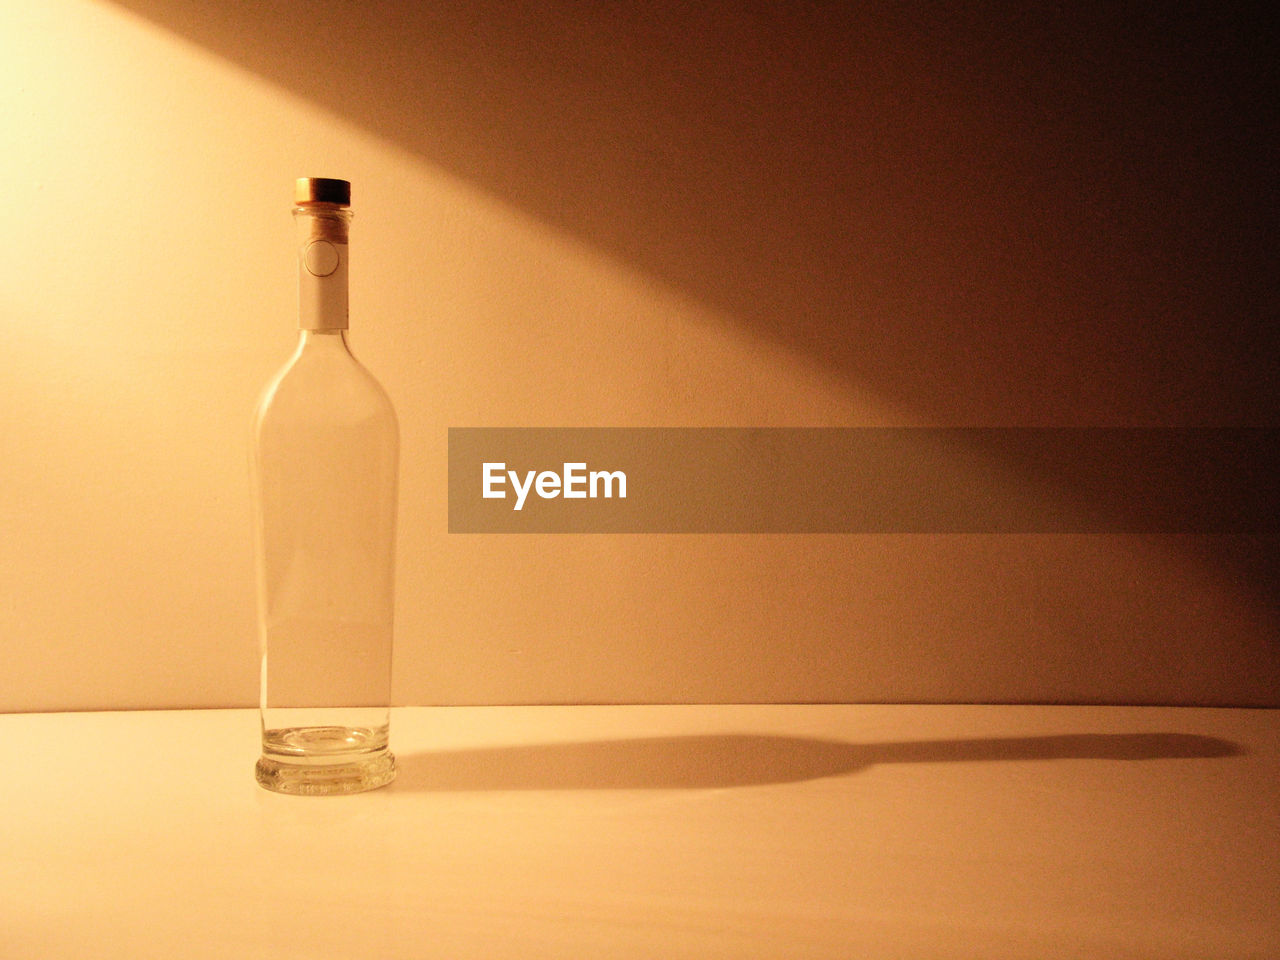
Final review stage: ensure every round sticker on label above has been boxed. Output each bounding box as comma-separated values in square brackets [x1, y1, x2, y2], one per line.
[303, 239, 341, 277]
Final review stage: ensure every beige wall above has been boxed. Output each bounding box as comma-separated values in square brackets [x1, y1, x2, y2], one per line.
[2, 0, 1275, 710]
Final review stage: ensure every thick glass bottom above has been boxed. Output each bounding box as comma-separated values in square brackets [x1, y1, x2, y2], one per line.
[256, 724, 396, 795]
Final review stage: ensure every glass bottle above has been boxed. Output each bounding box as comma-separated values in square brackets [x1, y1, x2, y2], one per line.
[250, 177, 398, 794]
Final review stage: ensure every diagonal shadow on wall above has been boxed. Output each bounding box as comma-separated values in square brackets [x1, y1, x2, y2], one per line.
[106, 0, 1276, 429]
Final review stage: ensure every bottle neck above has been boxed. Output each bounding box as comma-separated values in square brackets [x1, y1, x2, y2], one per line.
[294, 203, 351, 332]
[297, 328, 350, 347]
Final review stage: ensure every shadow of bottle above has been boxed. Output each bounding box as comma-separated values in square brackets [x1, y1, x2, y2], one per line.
[389, 731, 1244, 793]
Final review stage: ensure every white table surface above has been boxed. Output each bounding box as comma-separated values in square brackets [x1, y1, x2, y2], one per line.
[2, 705, 1276, 959]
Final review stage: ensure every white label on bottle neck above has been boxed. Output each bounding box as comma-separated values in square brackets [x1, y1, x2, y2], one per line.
[299, 240, 349, 330]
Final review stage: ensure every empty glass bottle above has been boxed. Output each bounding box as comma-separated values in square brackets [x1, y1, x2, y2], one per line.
[250, 178, 398, 795]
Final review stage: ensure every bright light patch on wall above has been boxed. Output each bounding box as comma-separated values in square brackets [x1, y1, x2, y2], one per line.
[0, 0, 894, 712]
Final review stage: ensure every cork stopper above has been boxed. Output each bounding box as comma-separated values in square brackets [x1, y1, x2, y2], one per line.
[294, 177, 350, 207]
[294, 178, 351, 243]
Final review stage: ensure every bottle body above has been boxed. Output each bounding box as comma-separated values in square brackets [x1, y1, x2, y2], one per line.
[251, 181, 398, 794]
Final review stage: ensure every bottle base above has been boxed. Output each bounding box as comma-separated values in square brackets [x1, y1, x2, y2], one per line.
[255, 750, 396, 796]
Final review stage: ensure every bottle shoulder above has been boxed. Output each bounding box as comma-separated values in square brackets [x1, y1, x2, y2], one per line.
[253, 338, 397, 432]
